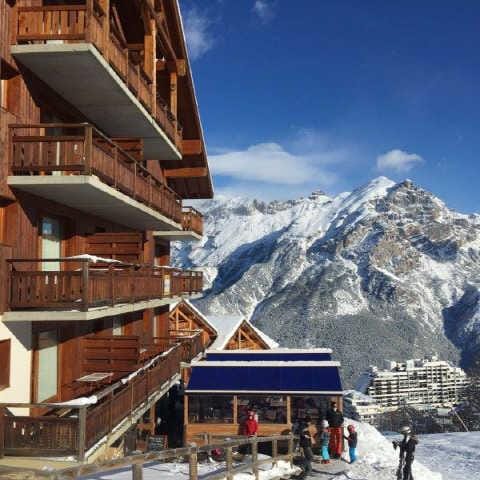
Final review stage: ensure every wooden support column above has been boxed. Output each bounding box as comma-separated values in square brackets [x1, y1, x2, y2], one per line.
[233, 396, 238, 425]
[170, 71, 177, 118]
[251, 438, 259, 480]
[286, 395, 291, 425]
[188, 447, 198, 480]
[132, 464, 143, 480]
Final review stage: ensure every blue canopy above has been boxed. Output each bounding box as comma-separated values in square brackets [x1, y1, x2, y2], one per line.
[205, 351, 332, 362]
[186, 363, 342, 394]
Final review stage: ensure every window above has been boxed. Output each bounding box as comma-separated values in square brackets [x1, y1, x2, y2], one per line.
[112, 316, 123, 336]
[0, 339, 11, 390]
[188, 396, 234, 424]
[41, 217, 61, 271]
[238, 395, 288, 424]
[36, 330, 58, 402]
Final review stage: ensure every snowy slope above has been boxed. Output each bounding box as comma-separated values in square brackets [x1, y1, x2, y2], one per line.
[331, 420, 441, 480]
[415, 432, 480, 480]
[174, 177, 480, 384]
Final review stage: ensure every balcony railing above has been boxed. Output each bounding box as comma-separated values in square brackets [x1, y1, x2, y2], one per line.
[182, 207, 204, 236]
[9, 123, 182, 224]
[0, 333, 204, 459]
[7, 258, 203, 312]
[14, 2, 182, 151]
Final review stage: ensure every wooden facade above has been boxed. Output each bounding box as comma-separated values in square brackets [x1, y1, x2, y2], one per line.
[223, 320, 272, 350]
[0, 0, 211, 462]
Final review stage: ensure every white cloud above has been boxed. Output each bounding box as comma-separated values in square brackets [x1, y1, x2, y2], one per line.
[210, 142, 337, 186]
[376, 149, 424, 173]
[183, 6, 214, 60]
[252, 0, 275, 23]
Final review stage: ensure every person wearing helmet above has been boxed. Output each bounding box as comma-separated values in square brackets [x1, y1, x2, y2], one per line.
[392, 426, 418, 480]
[343, 424, 358, 464]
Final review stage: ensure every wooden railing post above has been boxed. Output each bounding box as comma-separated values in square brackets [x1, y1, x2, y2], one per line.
[109, 264, 115, 306]
[272, 438, 278, 467]
[78, 406, 87, 462]
[188, 445, 198, 480]
[0, 406, 5, 459]
[288, 434, 294, 466]
[81, 261, 90, 312]
[225, 446, 233, 480]
[84, 125, 93, 175]
[252, 438, 259, 480]
[132, 463, 143, 480]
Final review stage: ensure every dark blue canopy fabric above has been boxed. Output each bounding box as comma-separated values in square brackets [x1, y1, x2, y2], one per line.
[205, 351, 332, 362]
[186, 365, 342, 394]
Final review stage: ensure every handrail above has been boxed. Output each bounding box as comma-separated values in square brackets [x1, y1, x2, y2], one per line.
[0, 432, 295, 479]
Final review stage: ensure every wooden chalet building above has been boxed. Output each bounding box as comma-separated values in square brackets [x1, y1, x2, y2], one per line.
[0, 0, 212, 463]
[169, 302, 344, 445]
[169, 300, 278, 351]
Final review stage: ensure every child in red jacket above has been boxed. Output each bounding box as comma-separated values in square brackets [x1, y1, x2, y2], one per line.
[243, 410, 258, 436]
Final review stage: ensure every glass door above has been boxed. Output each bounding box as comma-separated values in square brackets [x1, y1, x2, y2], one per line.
[41, 217, 61, 271]
[36, 330, 58, 402]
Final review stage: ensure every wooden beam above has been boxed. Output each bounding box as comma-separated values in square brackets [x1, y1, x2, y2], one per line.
[164, 167, 207, 178]
[170, 71, 178, 118]
[182, 139, 202, 156]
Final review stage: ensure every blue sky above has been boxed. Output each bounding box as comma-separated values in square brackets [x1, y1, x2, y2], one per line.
[180, 0, 480, 213]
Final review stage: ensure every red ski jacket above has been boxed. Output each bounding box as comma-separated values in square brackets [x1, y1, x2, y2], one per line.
[243, 418, 258, 436]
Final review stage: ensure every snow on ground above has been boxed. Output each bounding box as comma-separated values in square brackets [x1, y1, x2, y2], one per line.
[80, 456, 299, 480]
[415, 431, 480, 480]
[318, 420, 442, 480]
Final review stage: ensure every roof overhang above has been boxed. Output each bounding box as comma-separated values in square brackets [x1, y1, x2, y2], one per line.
[8, 175, 182, 231]
[11, 43, 181, 161]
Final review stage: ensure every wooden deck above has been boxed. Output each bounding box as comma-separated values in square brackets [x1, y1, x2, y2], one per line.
[0, 332, 205, 461]
[14, 3, 182, 151]
[7, 258, 203, 311]
[9, 124, 183, 224]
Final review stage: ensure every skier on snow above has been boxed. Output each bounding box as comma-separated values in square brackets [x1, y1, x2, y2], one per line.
[392, 425, 418, 480]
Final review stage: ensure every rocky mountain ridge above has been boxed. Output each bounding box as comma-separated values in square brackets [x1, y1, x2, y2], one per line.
[173, 177, 480, 384]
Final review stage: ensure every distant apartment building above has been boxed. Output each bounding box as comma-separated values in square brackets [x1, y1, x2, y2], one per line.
[356, 356, 468, 411]
[343, 390, 383, 424]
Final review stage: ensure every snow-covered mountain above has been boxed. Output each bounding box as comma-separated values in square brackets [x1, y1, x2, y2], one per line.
[173, 177, 480, 385]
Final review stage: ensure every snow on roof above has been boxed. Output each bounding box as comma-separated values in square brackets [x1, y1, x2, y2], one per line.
[207, 315, 278, 350]
[174, 299, 218, 335]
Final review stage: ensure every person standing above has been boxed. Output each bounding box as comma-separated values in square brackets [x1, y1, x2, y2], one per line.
[299, 426, 314, 476]
[240, 409, 258, 455]
[326, 401, 344, 458]
[392, 426, 418, 480]
[343, 424, 358, 463]
[319, 422, 330, 464]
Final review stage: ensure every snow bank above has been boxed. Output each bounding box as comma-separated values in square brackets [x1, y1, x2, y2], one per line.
[80, 455, 299, 480]
[415, 431, 480, 480]
[335, 419, 442, 480]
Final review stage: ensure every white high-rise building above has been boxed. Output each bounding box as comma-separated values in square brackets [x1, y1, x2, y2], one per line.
[356, 355, 468, 410]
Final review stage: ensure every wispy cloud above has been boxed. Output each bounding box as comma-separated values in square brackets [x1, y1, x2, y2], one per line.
[376, 149, 424, 173]
[183, 6, 214, 60]
[252, 0, 275, 24]
[209, 129, 355, 200]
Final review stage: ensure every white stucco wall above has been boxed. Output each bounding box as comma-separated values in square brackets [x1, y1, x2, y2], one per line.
[0, 318, 32, 408]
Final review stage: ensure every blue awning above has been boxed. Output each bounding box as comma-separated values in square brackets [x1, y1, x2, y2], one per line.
[186, 363, 342, 394]
[205, 351, 332, 362]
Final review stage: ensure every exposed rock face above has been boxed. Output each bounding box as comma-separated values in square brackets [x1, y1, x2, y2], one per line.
[173, 177, 480, 385]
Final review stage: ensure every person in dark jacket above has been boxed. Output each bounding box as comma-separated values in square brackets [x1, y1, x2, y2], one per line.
[392, 426, 418, 480]
[343, 424, 358, 463]
[299, 427, 314, 476]
[325, 401, 344, 458]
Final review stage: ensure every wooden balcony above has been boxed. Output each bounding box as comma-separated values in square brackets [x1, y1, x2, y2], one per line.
[8, 123, 183, 231]
[4, 258, 203, 321]
[154, 207, 204, 242]
[11, 2, 182, 159]
[0, 333, 205, 460]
